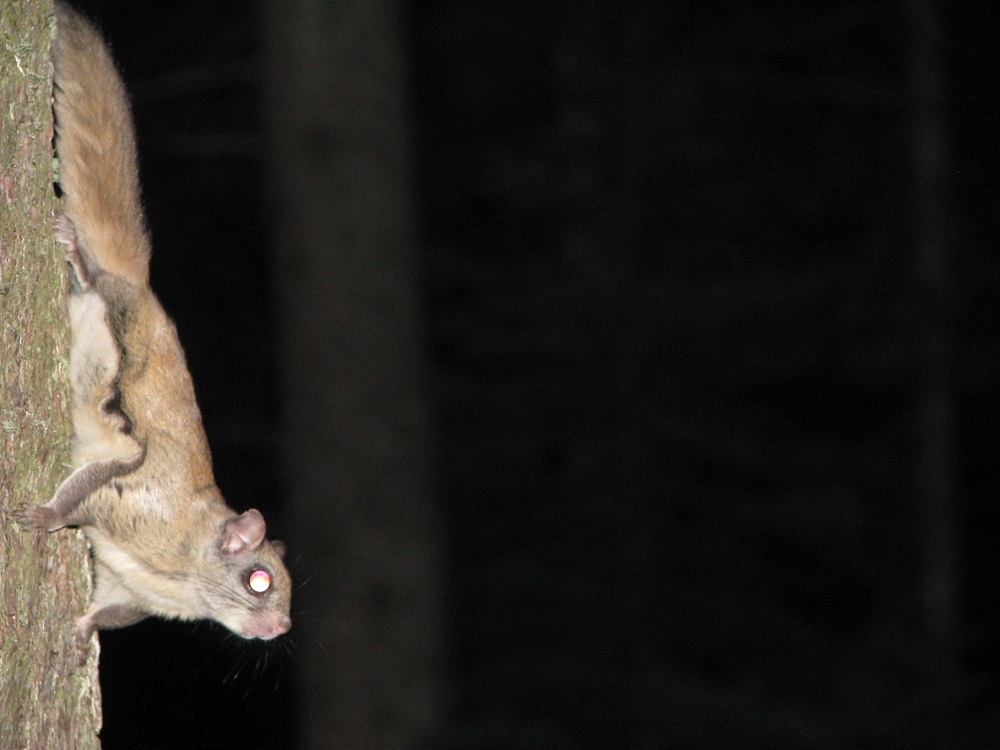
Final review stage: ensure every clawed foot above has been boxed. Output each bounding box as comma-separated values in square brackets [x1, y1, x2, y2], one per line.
[13, 503, 64, 532]
[54, 213, 77, 248]
[74, 614, 96, 665]
[55, 214, 91, 293]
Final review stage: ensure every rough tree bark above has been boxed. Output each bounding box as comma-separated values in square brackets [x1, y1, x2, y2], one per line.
[0, 1, 103, 748]
[260, 0, 444, 748]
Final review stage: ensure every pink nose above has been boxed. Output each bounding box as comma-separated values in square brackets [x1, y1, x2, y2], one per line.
[243, 613, 291, 639]
[269, 615, 292, 637]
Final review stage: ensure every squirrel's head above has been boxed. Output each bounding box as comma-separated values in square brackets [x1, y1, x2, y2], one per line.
[202, 509, 292, 639]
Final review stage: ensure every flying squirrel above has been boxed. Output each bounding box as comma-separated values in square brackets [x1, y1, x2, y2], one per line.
[15, 2, 292, 656]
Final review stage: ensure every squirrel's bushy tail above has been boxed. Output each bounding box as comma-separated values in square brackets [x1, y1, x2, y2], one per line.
[53, 2, 151, 286]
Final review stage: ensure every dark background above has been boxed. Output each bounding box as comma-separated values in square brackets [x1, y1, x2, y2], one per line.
[61, 0, 999, 748]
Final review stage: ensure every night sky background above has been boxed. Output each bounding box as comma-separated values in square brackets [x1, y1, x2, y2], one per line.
[51, 1, 1000, 748]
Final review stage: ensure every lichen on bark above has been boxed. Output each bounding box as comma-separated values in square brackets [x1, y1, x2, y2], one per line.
[0, 1, 102, 747]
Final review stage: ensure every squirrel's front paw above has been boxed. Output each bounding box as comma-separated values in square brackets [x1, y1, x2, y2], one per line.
[13, 503, 63, 532]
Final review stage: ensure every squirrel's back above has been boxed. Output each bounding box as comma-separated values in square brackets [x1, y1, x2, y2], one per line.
[53, 2, 150, 286]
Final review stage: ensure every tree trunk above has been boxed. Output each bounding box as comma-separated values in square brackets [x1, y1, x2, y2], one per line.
[259, 1, 444, 748]
[0, 1, 103, 747]
[904, 0, 958, 743]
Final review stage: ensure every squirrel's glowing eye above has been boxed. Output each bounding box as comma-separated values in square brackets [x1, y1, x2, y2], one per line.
[248, 569, 271, 593]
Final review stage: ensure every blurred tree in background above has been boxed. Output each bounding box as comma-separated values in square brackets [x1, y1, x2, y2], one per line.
[261, 0, 444, 747]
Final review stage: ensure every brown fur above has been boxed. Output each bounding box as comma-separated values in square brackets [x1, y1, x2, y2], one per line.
[15, 2, 291, 655]
[52, 3, 150, 286]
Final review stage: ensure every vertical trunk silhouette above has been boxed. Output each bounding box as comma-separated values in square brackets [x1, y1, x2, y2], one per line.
[260, 1, 444, 747]
[904, 0, 959, 743]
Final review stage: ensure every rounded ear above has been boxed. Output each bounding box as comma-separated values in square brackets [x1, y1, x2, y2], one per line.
[221, 509, 267, 554]
[271, 540, 287, 559]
